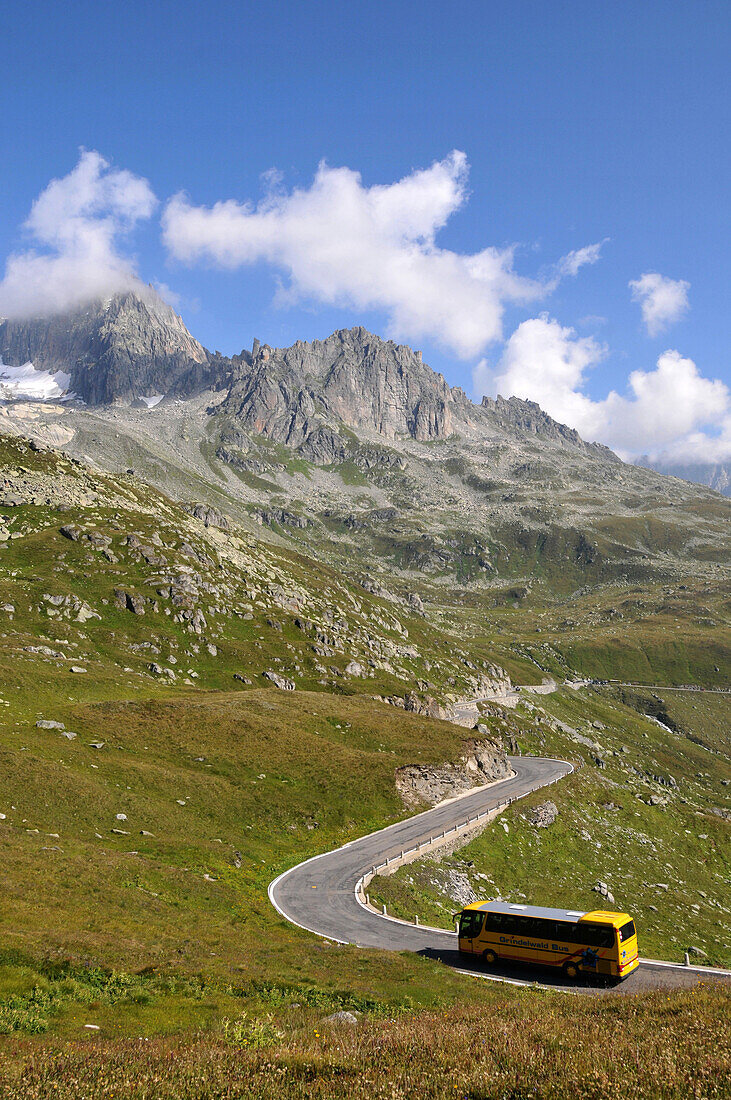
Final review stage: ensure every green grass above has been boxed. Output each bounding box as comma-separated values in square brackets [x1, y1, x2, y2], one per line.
[0, 429, 729, 1080]
[0, 987, 728, 1098]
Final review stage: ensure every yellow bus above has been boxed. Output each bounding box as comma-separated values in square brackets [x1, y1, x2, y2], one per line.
[456, 901, 639, 981]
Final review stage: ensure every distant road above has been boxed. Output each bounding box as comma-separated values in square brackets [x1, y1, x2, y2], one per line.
[269, 757, 731, 994]
[597, 682, 731, 694]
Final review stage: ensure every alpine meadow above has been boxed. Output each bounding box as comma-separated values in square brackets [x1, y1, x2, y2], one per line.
[1, 3, 730, 1097]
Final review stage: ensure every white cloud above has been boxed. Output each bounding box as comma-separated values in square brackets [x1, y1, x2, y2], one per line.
[629, 272, 690, 337]
[0, 150, 157, 319]
[555, 239, 608, 279]
[162, 152, 602, 359]
[475, 314, 730, 461]
[649, 415, 731, 466]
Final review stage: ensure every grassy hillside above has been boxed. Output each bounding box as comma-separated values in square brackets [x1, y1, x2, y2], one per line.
[1, 988, 729, 1099]
[0, 429, 729, 1093]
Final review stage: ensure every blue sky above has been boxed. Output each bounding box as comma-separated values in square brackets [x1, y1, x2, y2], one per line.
[1, 0, 729, 460]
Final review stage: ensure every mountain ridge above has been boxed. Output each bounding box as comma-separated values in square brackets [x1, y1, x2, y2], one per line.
[0, 289, 621, 465]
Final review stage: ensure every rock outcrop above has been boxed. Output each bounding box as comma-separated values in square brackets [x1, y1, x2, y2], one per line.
[396, 738, 512, 808]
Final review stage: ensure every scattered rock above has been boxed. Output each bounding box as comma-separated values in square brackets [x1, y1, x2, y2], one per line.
[407, 592, 425, 614]
[321, 1011, 359, 1026]
[36, 719, 65, 730]
[114, 588, 146, 615]
[233, 673, 252, 684]
[527, 800, 558, 828]
[263, 670, 295, 691]
[26, 645, 66, 659]
[441, 869, 478, 907]
[70, 666, 87, 674]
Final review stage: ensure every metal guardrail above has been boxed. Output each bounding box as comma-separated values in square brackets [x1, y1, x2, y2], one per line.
[359, 773, 569, 902]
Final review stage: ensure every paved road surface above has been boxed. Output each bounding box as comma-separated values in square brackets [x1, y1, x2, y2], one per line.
[270, 756, 731, 994]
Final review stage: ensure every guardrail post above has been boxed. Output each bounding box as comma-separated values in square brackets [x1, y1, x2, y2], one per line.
[366, 893, 370, 906]
[415, 914, 419, 926]
[382, 903, 387, 916]
[684, 952, 690, 967]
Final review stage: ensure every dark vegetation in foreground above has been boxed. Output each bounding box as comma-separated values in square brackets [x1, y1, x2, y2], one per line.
[1, 986, 729, 1099]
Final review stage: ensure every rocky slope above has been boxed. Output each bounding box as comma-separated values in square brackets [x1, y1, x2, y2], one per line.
[1, 292, 729, 601]
[637, 456, 731, 498]
[0, 431, 524, 707]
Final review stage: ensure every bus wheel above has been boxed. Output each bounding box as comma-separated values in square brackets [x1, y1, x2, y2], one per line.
[483, 949, 497, 966]
[563, 961, 580, 980]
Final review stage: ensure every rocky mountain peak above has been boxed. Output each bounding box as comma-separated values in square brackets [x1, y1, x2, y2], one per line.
[220, 327, 618, 462]
[223, 326, 476, 449]
[0, 286, 215, 405]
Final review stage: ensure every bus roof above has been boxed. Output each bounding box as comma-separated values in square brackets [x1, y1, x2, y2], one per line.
[462, 901, 631, 926]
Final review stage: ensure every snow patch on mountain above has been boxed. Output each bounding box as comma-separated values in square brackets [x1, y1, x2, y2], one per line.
[0, 360, 71, 401]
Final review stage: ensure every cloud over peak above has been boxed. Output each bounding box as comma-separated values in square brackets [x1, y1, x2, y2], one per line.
[629, 271, 690, 336]
[0, 150, 157, 319]
[474, 314, 729, 462]
[162, 153, 602, 359]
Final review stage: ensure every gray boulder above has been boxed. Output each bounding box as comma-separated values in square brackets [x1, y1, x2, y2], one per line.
[321, 1011, 359, 1026]
[528, 800, 558, 828]
[263, 670, 296, 691]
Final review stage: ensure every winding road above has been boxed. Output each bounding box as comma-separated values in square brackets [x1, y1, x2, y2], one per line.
[269, 756, 731, 993]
